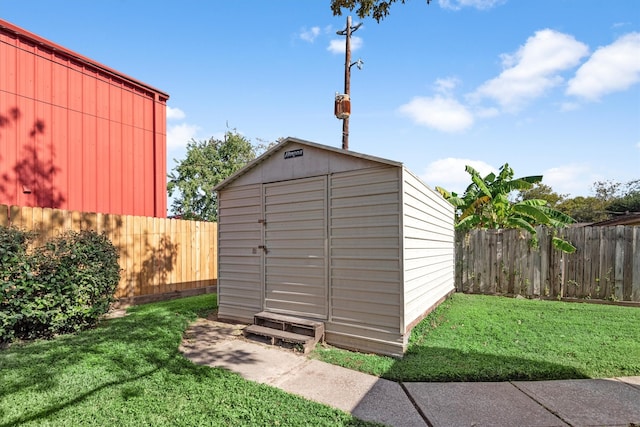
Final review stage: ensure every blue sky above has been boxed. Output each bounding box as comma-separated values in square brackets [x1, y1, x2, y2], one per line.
[2, 0, 639, 200]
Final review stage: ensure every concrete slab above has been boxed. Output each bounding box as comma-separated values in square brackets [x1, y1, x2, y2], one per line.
[275, 359, 426, 427]
[514, 378, 640, 427]
[102, 308, 128, 319]
[404, 382, 568, 427]
[619, 376, 640, 391]
[181, 318, 245, 345]
[185, 338, 310, 384]
[352, 379, 428, 427]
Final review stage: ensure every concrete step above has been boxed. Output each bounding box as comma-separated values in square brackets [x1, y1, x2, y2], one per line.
[253, 311, 325, 342]
[244, 324, 317, 354]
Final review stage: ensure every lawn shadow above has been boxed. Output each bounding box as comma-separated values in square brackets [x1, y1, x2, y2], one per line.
[382, 345, 590, 383]
[346, 346, 590, 426]
[179, 317, 259, 367]
[0, 300, 224, 426]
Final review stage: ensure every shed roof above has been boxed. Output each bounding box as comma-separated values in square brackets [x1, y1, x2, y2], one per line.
[588, 212, 640, 227]
[0, 18, 169, 100]
[214, 137, 403, 191]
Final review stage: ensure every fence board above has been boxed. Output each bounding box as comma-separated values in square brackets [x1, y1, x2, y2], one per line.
[539, 229, 551, 297]
[0, 204, 217, 301]
[455, 225, 639, 302]
[620, 226, 632, 301]
[475, 230, 485, 293]
[170, 219, 178, 291]
[124, 213, 135, 298]
[152, 217, 160, 293]
[632, 229, 640, 301]
[587, 227, 601, 298]
[487, 230, 497, 294]
[0, 207, 8, 227]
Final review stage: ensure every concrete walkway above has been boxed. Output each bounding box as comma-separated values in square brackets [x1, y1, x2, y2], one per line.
[179, 317, 640, 427]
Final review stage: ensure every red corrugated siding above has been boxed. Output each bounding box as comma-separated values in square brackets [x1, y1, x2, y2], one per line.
[0, 19, 168, 217]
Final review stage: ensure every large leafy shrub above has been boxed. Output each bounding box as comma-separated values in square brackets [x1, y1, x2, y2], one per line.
[0, 227, 36, 342]
[1, 227, 120, 343]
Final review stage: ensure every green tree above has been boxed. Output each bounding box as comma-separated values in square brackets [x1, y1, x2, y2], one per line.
[592, 180, 622, 201]
[556, 196, 608, 223]
[436, 163, 576, 252]
[606, 179, 640, 213]
[516, 183, 567, 208]
[331, 0, 432, 22]
[607, 192, 640, 213]
[167, 131, 259, 222]
[555, 179, 640, 222]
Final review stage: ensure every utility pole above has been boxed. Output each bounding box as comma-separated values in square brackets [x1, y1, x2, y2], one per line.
[335, 16, 362, 150]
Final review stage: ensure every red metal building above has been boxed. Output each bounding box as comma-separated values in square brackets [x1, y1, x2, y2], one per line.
[0, 19, 168, 217]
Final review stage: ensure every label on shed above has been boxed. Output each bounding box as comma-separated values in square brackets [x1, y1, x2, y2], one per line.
[284, 149, 303, 159]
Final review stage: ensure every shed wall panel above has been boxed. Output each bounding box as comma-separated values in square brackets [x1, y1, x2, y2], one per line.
[324, 323, 406, 357]
[402, 169, 455, 329]
[109, 121, 123, 214]
[96, 76, 110, 118]
[52, 54, 68, 107]
[264, 177, 328, 319]
[0, 21, 167, 217]
[82, 113, 97, 212]
[35, 47, 52, 103]
[229, 142, 389, 188]
[217, 183, 263, 322]
[51, 105, 68, 205]
[329, 167, 403, 333]
[96, 118, 110, 213]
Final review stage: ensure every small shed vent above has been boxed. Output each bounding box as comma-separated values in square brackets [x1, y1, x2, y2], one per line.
[334, 94, 350, 119]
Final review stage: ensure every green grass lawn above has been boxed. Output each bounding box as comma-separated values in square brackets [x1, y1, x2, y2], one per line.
[313, 293, 640, 382]
[4, 292, 638, 426]
[0, 294, 374, 427]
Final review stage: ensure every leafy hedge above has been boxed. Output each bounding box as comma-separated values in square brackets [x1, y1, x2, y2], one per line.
[1, 226, 120, 343]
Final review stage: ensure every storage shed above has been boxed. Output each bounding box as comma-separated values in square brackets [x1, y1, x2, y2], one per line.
[214, 138, 455, 356]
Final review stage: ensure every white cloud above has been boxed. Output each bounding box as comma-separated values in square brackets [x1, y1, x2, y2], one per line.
[474, 106, 500, 118]
[434, 77, 460, 95]
[422, 160, 601, 197]
[613, 22, 630, 29]
[472, 29, 589, 111]
[559, 101, 580, 112]
[542, 163, 597, 197]
[300, 26, 321, 42]
[327, 36, 363, 54]
[166, 106, 186, 120]
[167, 123, 200, 149]
[438, 0, 504, 10]
[421, 158, 496, 192]
[398, 95, 474, 132]
[566, 32, 640, 101]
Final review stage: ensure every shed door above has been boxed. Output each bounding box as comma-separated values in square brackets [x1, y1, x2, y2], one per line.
[263, 176, 328, 319]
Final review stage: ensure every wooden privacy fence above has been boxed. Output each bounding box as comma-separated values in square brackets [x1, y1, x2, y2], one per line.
[0, 205, 217, 302]
[456, 225, 640, 302]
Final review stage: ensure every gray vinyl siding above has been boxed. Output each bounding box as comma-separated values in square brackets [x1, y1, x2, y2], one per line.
[328, 167, 403, 349]
[214, 138, 455, 357]
[217, 183, 263, 322]
[402, 169, 455, 329]
[224, 141, 393, 189]
[263, 177, 328, 319]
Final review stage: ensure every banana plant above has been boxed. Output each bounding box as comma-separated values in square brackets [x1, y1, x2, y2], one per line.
[436, 163, 576, 253]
